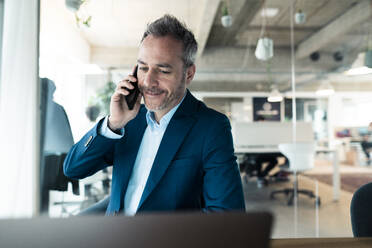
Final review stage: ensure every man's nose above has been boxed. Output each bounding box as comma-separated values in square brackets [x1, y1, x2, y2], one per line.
[143, 69, 159, 88]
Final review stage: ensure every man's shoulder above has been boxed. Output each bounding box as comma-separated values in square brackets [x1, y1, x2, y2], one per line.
[193, 100, 229, 125]
[180, 91, 228, 123]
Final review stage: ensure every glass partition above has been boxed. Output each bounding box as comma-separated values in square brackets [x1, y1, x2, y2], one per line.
[35, 0, 372, 240]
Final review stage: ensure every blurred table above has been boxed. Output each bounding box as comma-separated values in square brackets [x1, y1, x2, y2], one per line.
[271, 237, 372, 248]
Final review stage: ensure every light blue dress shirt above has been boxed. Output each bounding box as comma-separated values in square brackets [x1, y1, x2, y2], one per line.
[99, 94, 185, 215]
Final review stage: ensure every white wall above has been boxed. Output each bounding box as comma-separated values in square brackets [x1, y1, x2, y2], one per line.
[330, 93, 372, 127]
[231, 97, 253, 122]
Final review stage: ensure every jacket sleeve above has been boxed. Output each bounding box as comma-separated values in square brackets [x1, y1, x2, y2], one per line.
[202, 115, 245, 212]
[63, 118, 119, 180]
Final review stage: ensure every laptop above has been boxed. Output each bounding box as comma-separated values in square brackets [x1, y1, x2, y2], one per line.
[0, 211, 273, 248]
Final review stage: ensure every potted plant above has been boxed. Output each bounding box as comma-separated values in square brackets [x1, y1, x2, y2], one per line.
[88, 81, 116, 118]
[295, 9, 306, 24]
[85, 105, 100, 122]
[221, 2, 232, 27]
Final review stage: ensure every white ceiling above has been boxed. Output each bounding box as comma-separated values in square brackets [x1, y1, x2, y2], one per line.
[41, 0, 372, 92]
[80, 0, 205, 47]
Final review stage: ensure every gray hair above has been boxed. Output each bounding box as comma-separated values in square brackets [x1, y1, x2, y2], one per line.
[141, 14, 198, 68]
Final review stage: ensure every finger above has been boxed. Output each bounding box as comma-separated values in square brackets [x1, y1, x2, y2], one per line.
[111, 91, 124, 102]
[121, 95, 129, 109]
[117, 80, 134, 90]
[115, 87, 130, 96]
[111, 91, 129, 110]
[127, 75, 137, 83]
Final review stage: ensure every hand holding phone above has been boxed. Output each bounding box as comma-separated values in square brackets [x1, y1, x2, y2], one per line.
[108, 65, 142, 131]
[125, 66, 140, 110]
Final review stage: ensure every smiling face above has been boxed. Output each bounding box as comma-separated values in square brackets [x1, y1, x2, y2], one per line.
[137, 35, 195, 120]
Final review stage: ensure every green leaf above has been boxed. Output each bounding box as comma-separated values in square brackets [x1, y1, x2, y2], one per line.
[222, 2, 229, 16]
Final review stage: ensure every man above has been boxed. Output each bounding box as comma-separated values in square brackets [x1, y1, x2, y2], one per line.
[64, 15, 245, 216]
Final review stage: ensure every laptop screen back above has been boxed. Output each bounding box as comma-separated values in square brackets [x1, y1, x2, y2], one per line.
[0, 212, 273, 248]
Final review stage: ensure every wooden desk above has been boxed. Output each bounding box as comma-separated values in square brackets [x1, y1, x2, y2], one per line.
[271, 237, 372, 248]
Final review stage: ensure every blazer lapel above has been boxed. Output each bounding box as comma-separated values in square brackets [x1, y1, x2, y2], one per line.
[137, 90, 198, 209]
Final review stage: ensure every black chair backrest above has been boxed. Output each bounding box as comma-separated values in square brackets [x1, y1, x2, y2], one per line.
[351, 182, 372, 237]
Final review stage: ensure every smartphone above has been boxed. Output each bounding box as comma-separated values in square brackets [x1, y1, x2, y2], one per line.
[125, 65, 140, 110]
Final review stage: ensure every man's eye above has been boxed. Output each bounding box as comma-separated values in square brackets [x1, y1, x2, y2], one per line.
[139, 67, 148, 72]
[161, 70, 171, 74]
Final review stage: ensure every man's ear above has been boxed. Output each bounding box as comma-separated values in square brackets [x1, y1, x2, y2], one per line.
[185, 64, 196, 86]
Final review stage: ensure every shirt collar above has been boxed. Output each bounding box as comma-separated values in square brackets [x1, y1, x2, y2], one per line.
[146, 92, 186, 129]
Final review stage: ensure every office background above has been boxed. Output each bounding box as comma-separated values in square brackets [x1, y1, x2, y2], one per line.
[1, 0, 372, 240]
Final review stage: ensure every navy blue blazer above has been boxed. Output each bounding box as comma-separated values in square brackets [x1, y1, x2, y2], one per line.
[63, 90, 245, 215]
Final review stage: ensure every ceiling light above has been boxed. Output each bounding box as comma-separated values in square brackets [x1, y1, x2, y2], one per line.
[243, 105, 252, 110]
[345, 66, 372, 76]
[255, 38, 274, 61]
[267, 87, 283, 102]
[316, 81, 335, 96]
[261, 8, 279, 18]
[344, 52, 372, 76]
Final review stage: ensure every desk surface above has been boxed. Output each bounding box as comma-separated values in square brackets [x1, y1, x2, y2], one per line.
[235, 146, 335, 154]
[235, 146, 280, 153]
[271, 237, 372, 248]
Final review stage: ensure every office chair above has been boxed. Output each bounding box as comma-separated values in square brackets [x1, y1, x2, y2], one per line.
[270, 143, 320, 206]
[350, 182, 372, 237]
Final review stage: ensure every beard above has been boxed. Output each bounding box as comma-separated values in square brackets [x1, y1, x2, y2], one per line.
[140, 72, 186, 112]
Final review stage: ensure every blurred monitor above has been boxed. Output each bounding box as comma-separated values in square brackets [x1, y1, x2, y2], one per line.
[0, 212, 273, 248]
